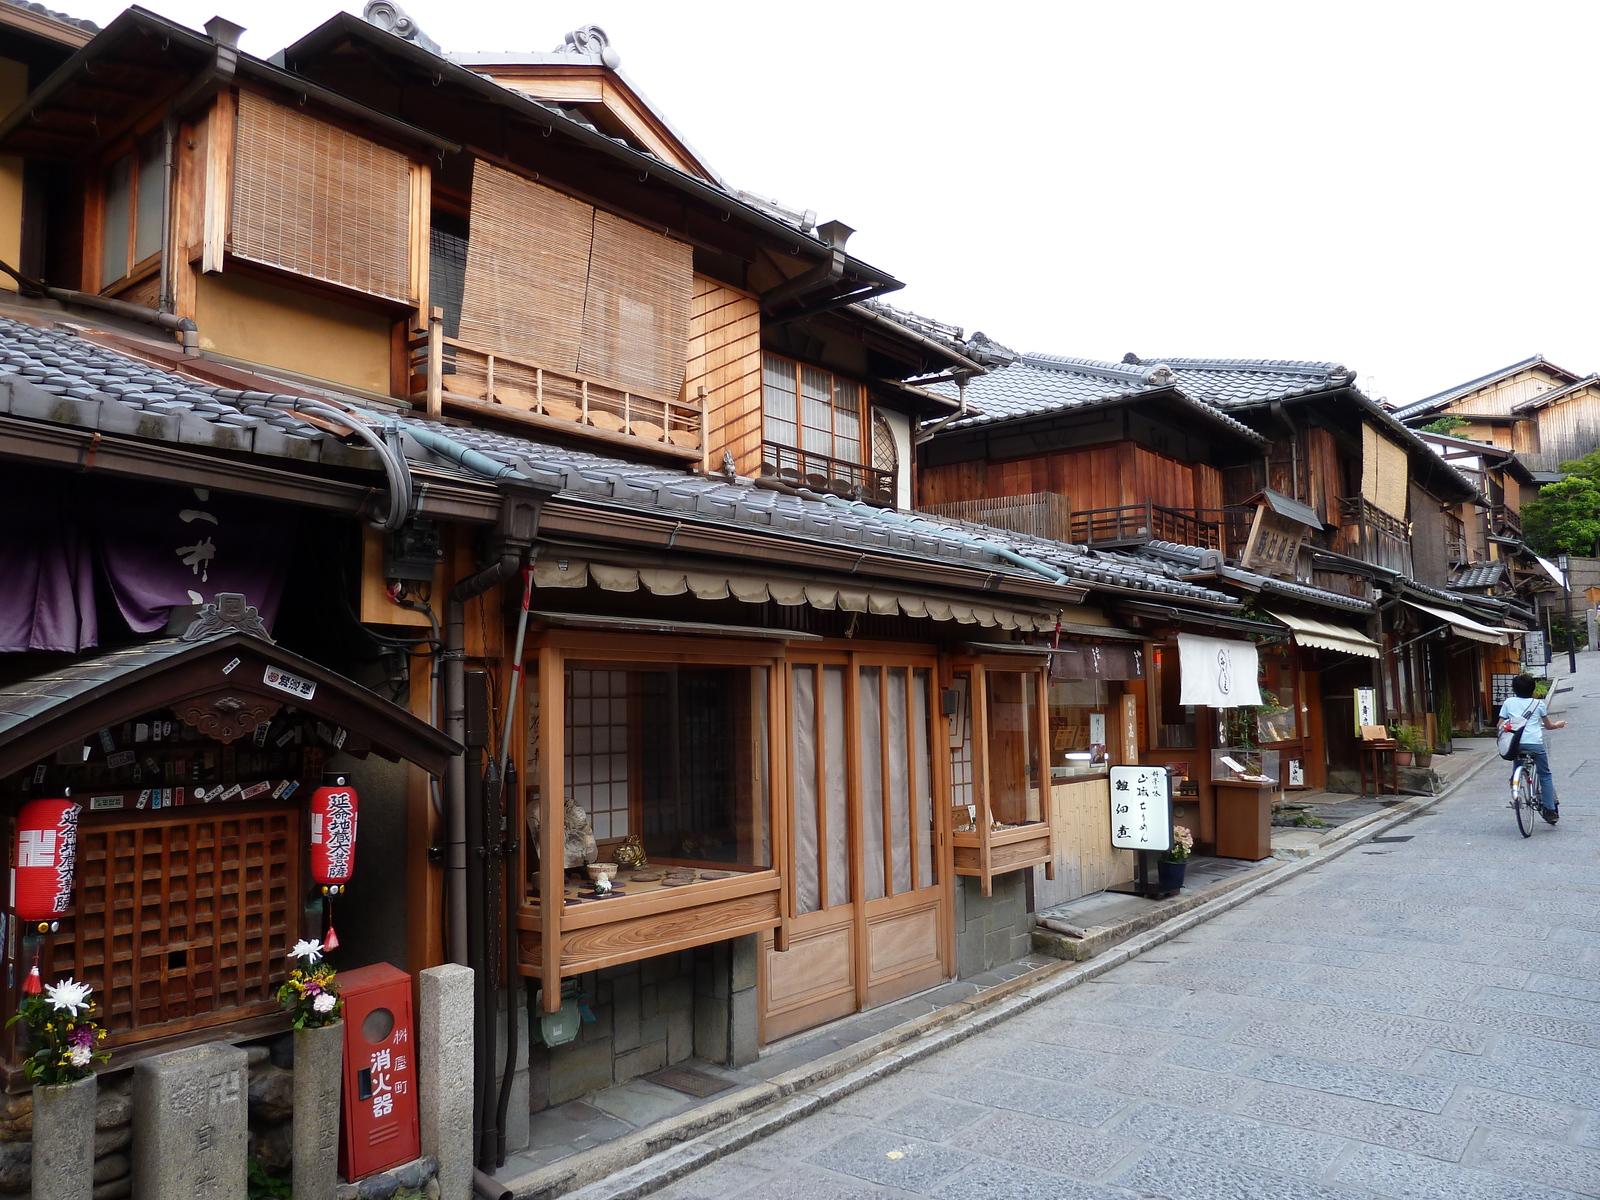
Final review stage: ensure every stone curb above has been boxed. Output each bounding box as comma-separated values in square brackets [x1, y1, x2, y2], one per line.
[516, 749, 1500, 1200]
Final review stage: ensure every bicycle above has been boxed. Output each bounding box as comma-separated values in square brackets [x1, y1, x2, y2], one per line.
[1510, 749, 1544, 838]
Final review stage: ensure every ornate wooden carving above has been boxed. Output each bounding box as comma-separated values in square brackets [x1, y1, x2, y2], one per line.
[175, 691, 281, 744]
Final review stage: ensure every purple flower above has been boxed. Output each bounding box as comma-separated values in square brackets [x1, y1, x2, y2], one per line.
[69, 1026, 93, 1049]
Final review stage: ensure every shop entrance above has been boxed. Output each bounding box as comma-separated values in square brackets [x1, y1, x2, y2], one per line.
[760, 652, 951, 1041]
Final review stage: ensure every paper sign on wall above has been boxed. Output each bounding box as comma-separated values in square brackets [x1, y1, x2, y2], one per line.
[1109, 765, 1172, 853]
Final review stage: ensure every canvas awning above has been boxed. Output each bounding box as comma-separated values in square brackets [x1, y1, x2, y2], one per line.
[1262, 609, 1381, 659]
[1535, 555, 1568, 589]
[1403, 599, 1516, 646]
[531, 557, 1060, 631]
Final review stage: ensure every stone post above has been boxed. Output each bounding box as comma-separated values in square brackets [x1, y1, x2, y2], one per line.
[132, 1042, 248, 1200]
[419, 964, 474, 1200]
[30, 1074, 95, 1200]
[291, 1023, 344, 1200]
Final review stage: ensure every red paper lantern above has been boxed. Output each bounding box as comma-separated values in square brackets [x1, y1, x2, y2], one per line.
[309, 782, 358, 894]
[14, 799, 80, 925]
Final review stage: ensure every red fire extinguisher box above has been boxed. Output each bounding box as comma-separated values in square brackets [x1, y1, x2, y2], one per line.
[339, 962, 420, 1180]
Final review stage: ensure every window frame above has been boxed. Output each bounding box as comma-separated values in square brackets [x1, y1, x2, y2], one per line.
[92, 126, 166, 295]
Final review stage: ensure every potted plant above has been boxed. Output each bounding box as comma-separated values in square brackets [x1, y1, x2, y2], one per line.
[279, 939, 345, 1200]
[8, 977, 110, 1199]
[1388, 723, 1424, 766]
[1159, 825, 1194, 891]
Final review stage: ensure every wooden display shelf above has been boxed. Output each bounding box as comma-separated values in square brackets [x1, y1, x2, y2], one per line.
[517, 868, 781, 977]
[952, 821, 1053, 882]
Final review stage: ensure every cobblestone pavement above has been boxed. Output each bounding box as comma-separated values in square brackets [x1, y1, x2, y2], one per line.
[651, 673, 1600, 1199]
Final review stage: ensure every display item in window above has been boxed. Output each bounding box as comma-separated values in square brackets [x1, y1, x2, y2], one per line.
[527, 794, 598, 870]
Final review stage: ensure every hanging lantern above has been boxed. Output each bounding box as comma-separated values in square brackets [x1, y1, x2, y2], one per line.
[309, 778, 358, 894]
[14, 799, 81, 929]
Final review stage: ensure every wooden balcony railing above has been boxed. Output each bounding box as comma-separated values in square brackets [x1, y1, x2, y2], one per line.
[409, 312, 704, 461]
[1068, 502, 1255, 556]
[919, 492, 1072, 543]
[1336, 495, 1412, 575]
[1490, 503, 1523, 540]
[760, 441, 895, 504]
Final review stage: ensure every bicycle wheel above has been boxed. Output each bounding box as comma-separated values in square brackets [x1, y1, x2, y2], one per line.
[1514, 764, 1537, 838]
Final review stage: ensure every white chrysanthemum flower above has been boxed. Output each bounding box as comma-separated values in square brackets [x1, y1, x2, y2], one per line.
[68, 1046, 92, 1068]
[313, 992, 337, 1014]
[290, 940, 325, 964]
[45, 979, 92, 1017]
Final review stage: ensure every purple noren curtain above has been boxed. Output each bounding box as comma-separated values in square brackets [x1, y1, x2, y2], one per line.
[0, 470, 97, 653]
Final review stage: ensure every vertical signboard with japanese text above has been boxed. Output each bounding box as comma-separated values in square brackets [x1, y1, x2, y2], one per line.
[1109, 765, 1172, 853]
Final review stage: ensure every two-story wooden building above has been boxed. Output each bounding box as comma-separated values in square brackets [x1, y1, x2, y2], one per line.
[919, 345, 1522, 822]
[0, 3, 1286, 1181]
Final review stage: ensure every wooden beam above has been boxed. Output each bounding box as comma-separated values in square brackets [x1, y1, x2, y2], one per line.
[537, 645, 563, 1014]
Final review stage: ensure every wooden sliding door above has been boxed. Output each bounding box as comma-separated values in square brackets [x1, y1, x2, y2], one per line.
[762, 652, 950, 1041]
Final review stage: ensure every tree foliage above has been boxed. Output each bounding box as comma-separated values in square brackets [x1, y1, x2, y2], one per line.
[1523, 475, 1600, 556]
[1420, 415, 1469, 435]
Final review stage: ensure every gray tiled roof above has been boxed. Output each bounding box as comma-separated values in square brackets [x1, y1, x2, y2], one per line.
[1393, 355, 1564, 422]
[1449, 561, 1506, 590]
[1, 0, 97, 33]
[1156, 358, 1354, 409]
[402, 422, 1239, 605]
[0, 316, 1246, 608]
[1134, 541, 1375, 613]
[0, 315, 374, 467]
[932, 354, 1268, 444]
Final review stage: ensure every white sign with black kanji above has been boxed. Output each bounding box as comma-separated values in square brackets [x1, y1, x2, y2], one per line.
[1108, 765, 1172, 853]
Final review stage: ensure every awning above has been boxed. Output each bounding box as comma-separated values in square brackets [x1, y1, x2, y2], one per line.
[1535, 555, 1568, 589]
[1262, 609, 1381, 659]
[532, 557, 1060, 631]
[1403, 599, 1515, 646]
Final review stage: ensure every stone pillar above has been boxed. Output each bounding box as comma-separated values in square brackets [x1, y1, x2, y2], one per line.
[30, 1074, 95, 1200]
[693, 935, 759, 1068]
[291, 1023, 344, 1200]
[419, 964, 474, 1200]
[132, 1042, 248, 1200]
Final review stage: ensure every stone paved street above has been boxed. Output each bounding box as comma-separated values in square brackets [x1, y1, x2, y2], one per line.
[649, 671, 1600, 1200]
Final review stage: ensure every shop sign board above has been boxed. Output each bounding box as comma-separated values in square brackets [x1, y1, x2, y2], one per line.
[1522, 630, 1548, 672]
[1109, 765, 1171, 853]
[1241, 506, 1312, 577]
[1353, 687, 1378, 734]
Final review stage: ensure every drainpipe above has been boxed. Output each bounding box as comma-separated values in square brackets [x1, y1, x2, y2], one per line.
[0, 258, 199, 350]
[157, 115, 177, 314]
[444, 484, 549, 966]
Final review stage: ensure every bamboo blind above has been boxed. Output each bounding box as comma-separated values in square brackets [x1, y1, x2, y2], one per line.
[51, 808, 298, 1043]
[1361, 423, 1410, 521]
[231, 90, 413, 303]
[458, 160, 593, 373]
[577, 210, 693, 400]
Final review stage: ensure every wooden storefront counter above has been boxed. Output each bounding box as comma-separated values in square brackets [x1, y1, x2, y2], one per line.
[1214, 782, 1280, 860]
[517, 869, 782, 977]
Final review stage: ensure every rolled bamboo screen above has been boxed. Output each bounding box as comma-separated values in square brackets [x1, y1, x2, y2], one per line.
[577, 209, 693, 400]
[230, 90, 412, 303]
[458, 160, 594, 373]
[460, 159, 693, 401]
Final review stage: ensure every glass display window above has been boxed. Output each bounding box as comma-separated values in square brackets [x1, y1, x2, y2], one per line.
[1210, 748, 1281, 785]
[1256, 651, 1300, 744]
[1048, 677, 1112, 779]
[1150, 642, 1197, 749]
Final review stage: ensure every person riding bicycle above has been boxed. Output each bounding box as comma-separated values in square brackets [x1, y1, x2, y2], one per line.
[1499, 673, 1566, 824]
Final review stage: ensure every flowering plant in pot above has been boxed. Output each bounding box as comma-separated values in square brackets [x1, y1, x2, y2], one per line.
[1159, 825, 1194, 891]
[6, 977, 110, 1084]
[278, 940, 343, 1029]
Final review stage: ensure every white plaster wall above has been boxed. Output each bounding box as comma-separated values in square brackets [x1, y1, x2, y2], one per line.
[881, 408, 914, 511]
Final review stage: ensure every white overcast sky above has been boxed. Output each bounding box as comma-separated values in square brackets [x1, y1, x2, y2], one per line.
[65, 1, 1600, 406]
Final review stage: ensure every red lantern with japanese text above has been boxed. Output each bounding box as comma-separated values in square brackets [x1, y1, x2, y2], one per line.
[309, 778, 359, 892]
[13, 799, 81, 927]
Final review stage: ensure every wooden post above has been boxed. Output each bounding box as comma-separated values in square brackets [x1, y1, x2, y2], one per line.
[538, 645, 563, 1014]
[971, 666, 993, 898]
[425, 306, 443, 419]
[485, 354, 495, 407]
[1035, 668, 1056, 879]
[844, 659, 869, 1009]
[770, 662, 790, 953]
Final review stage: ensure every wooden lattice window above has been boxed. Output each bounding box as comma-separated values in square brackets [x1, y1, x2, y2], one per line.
[231, 90, 413, 303]
[872, 411, 898, 477]
[50, 807, 299, 1043]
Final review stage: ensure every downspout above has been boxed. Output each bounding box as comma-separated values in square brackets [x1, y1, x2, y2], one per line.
[157, 115, 177, 314]
[0, 258, 199, 350]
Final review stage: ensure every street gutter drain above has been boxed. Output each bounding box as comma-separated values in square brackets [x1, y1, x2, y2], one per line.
[1370, 836, 1414, 843]
[648, 1067, 736, 1098]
